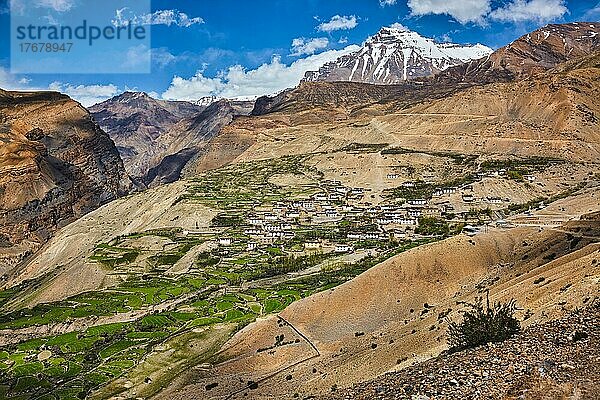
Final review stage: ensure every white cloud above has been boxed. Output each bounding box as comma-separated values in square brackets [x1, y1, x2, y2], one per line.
[8, 0, 26, 15]
[48, 82, 119, 107]
[379, 0, 397, 6]
[438, 33, 453, 42]
[35, 0, 74, 12]
[0, 67, 31, 91]
[389, 22, 410, 31]
[0, 68, 119, 107]
[407, 0, 492, 24]
[42, 14, 60, 25]
[489, 0, 568, 23]
[317, 15, 359, 32]
[161, 45, 361, 101]
[152, 47, 179, 68]
[291, 37, 329, 56]
[121, 44, 151, 69]
[113, 8, 204, 28]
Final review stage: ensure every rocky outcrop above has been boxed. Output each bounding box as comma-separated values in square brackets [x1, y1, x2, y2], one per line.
[0, 90, 131, 273]
[303, 26, 491, 84]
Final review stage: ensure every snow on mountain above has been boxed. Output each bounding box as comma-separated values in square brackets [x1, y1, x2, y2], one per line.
[192, 95, 261, 107]
[303, 26, 493, 84]
[192, 96, 221, 107]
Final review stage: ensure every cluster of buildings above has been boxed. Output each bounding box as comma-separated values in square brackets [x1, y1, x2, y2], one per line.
[214, 180, 428, 254]
[215, 169, 537, 255]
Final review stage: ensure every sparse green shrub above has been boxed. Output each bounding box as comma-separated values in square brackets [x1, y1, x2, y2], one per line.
[211, 214, 244, 227]
[508, 170, 524, 180]
[447, 294, 520, 352]
[416, 217, 450, 236]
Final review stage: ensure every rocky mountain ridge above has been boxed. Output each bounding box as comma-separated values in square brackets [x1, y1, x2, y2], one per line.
[90, 92, 254, 185]
[0, 90, 132, 273]
[89, 92, 206, 180]
[433, 22, 600, 85]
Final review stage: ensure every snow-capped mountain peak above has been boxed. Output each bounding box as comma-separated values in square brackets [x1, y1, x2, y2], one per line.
[303, 26, 493, 84]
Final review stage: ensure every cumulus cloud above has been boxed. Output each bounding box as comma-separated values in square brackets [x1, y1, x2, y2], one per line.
[389, 22, 410, 31]
[317, 15, 359, 32]
[408, 0, 571, 24]
[113, 8, 204, 27]
[121, 44, 152, 70]
[489, 0, 568, 23]
[379, 0, 397, 6]
[161, 45, 361, 101]
[407, 0, 492, 24]
[0, 67, 36, 90]
[152, 47, 179, 68]
[290, 37, 329, 56]
[0, 67, 32, 91]
[48, 82, 120, 106]
[0, 67, 119, 106]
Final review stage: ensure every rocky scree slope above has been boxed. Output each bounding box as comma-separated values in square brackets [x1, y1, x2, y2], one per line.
[330, 304, 600, 400]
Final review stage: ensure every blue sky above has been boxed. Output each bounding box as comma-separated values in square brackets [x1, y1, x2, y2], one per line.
[0, 0, 599, 105]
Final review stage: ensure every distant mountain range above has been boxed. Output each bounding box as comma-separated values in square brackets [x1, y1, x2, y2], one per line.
[90, 92, 254, 186]
[303, 26, 493, 84]
[90, 22, 600, 187]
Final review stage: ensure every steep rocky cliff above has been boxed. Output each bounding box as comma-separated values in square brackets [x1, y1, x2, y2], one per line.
[90, 92, 253, 185]
[145, 99, 245, 186]
[90, 92, 206, 179]
[0, 90, 131, 273]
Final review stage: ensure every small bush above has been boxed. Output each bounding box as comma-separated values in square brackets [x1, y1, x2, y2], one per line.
[447, 294, 520, 352]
